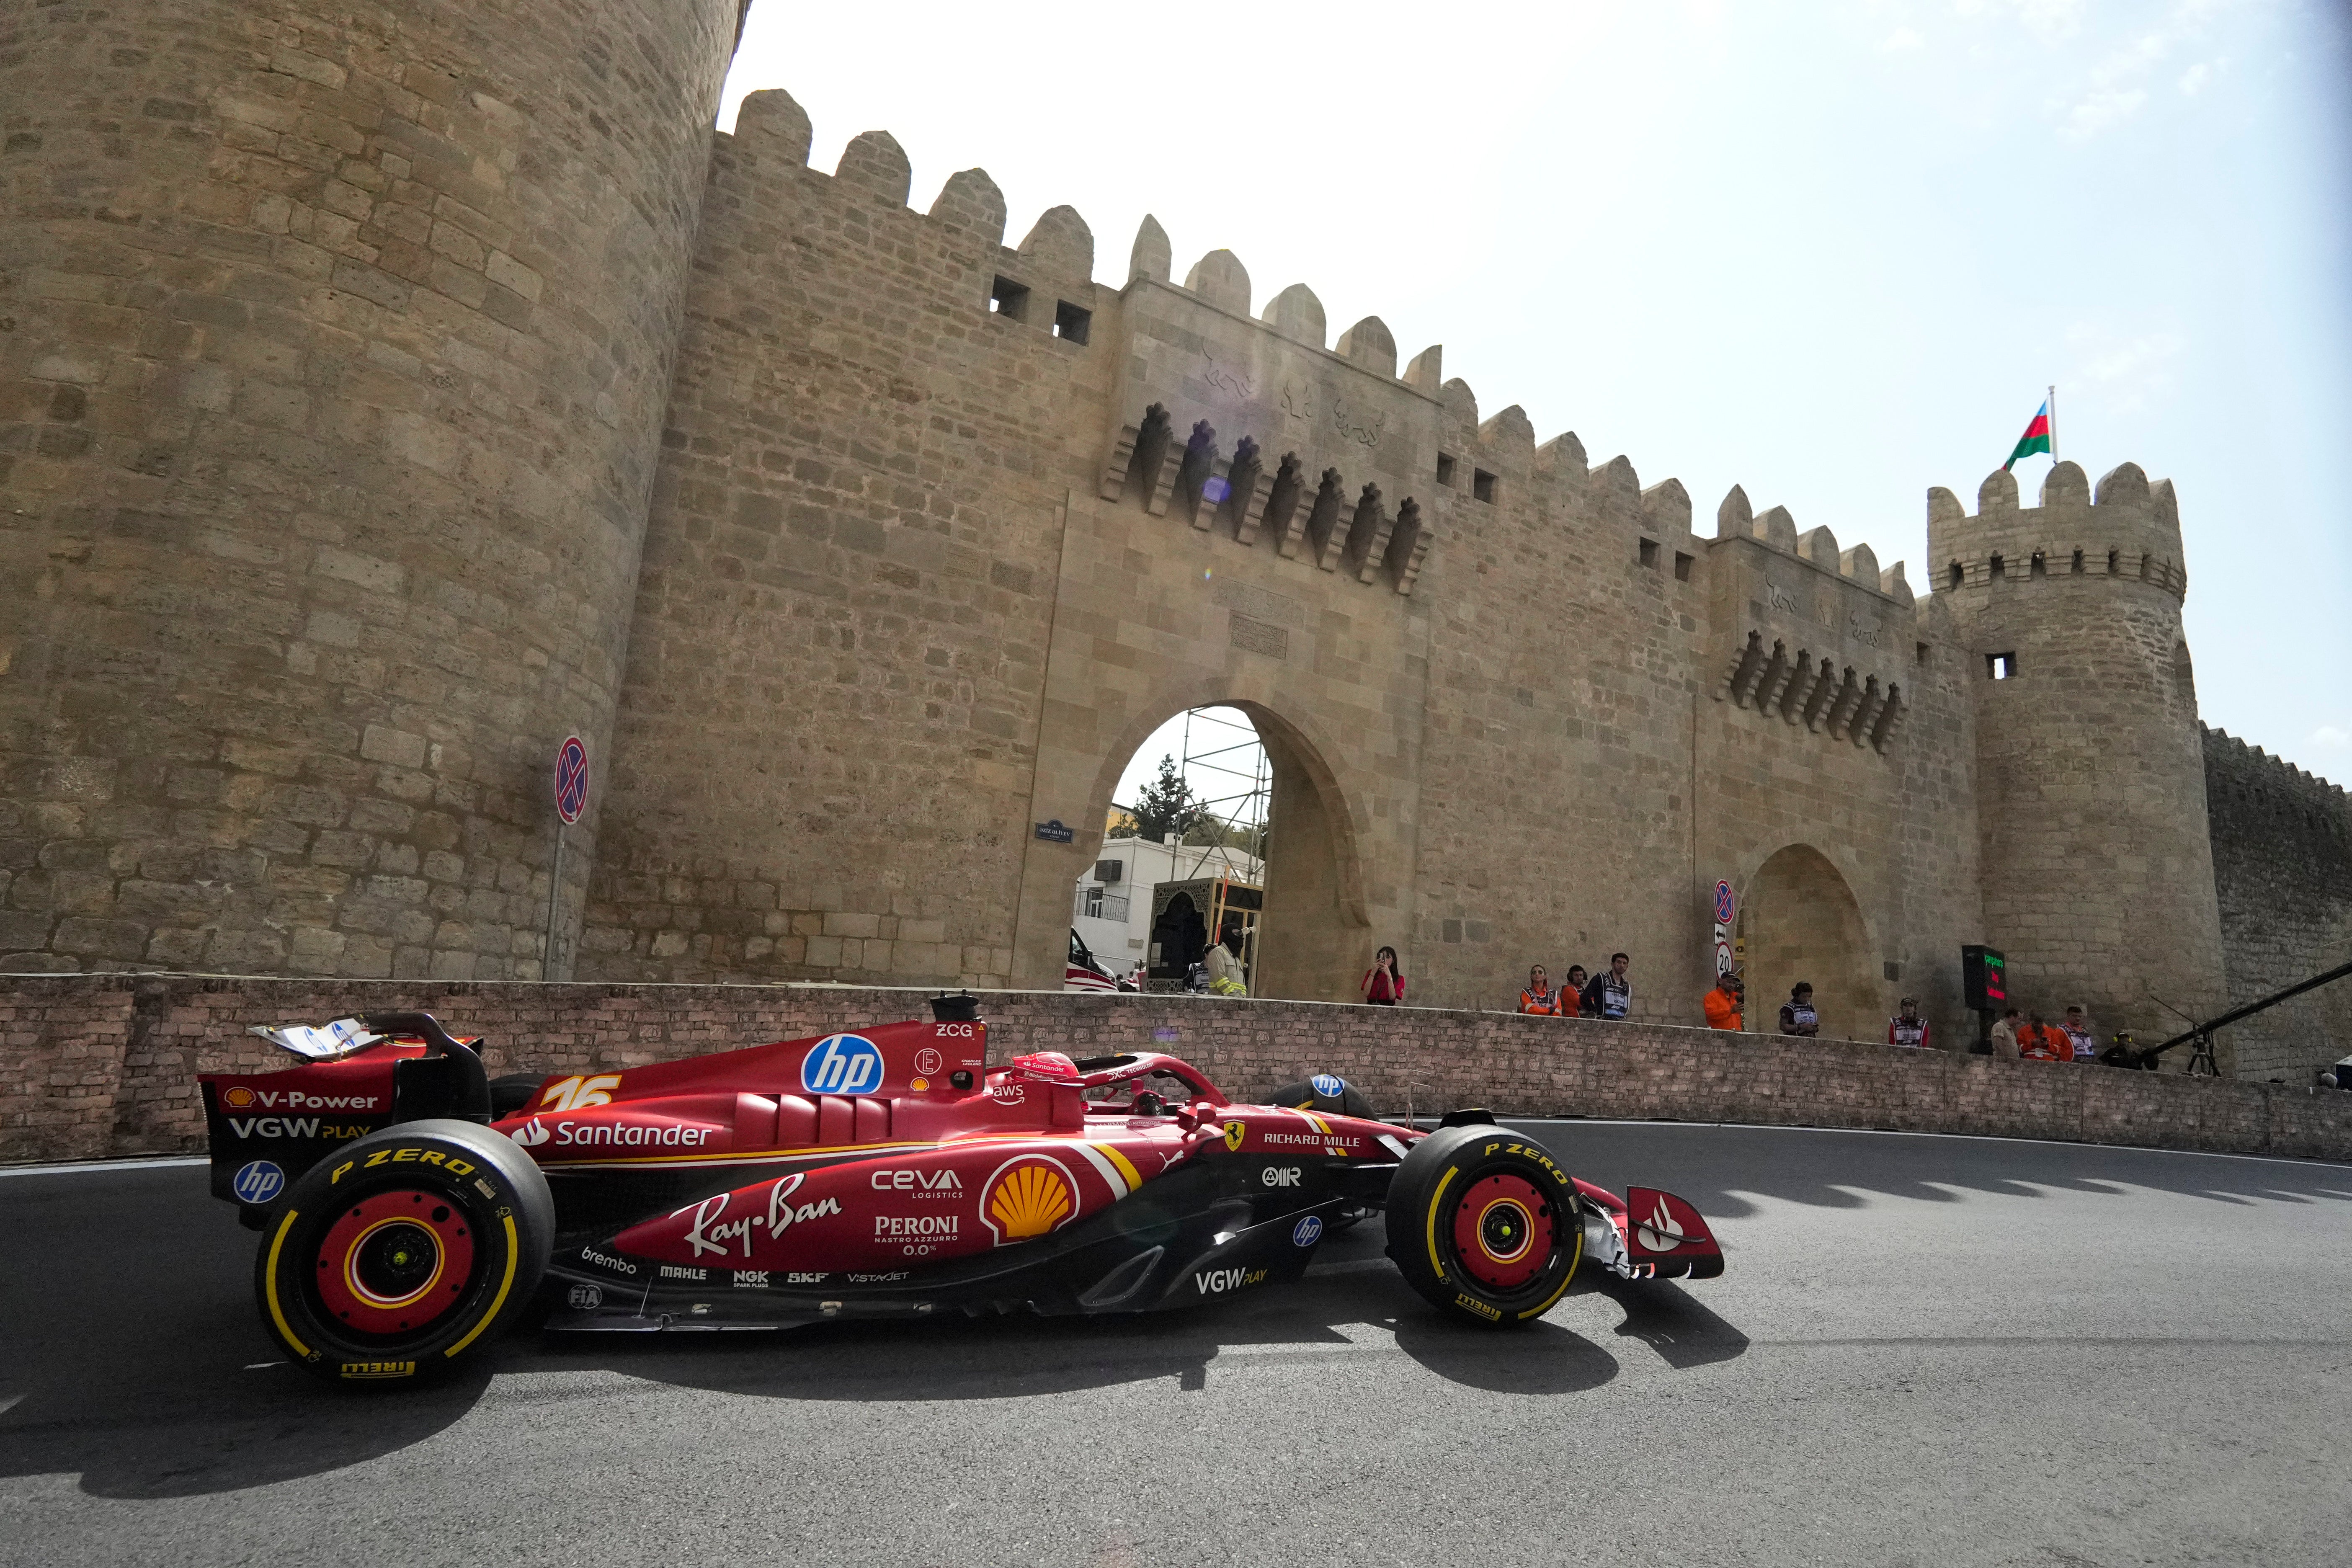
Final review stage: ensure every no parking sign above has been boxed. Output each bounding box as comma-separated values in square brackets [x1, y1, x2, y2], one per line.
[1712, 879, 1737, 977]
[554, 735, 589, 824]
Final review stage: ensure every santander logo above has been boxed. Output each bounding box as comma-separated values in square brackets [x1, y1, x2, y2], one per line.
[511, 1118, 551, 1148]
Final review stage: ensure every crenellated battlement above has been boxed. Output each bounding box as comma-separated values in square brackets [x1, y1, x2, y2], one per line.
[2203, 726, 2350, 836]
[720, 88, 1933, 612]
[1926, 460, 2187, 601]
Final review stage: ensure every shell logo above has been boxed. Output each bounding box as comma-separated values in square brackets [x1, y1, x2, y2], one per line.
[980, 1155, 1077, 1246]
[222, 1086, 256, 1110]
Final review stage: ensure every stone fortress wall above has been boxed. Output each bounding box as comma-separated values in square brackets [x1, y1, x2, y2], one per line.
[2202, 729, 2352, 1079]
[3, 22, 2342, 1087]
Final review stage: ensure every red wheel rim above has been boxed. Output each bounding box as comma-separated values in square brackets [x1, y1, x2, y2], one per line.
[315, 1188, 477, 1336]
[1451, 1172, 1553, 1291]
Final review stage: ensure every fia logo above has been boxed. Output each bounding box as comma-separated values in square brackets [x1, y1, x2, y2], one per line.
[802, 1034, 885, 1095]
[230, 1160, 285, 1205]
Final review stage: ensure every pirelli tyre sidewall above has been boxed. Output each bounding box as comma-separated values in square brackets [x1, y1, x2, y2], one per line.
[1386, 1124, 1581, 1327]
[255, 1117, 554, 1386]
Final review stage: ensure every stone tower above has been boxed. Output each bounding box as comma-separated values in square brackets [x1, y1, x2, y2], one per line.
[0, 2, 743, 977]
[1930, 460, 2228, 1059]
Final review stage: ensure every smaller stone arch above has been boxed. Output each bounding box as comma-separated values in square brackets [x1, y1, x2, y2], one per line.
[1738, 843, 1883, 1042]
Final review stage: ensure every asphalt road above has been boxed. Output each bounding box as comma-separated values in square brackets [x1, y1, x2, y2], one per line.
[3, 1123, 2348, 1568]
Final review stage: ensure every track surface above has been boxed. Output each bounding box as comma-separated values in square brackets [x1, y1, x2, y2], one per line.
[3, 1123, 2348, 1568]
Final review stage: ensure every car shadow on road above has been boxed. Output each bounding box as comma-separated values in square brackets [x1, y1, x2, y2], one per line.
[0, 1166, 493, 1500]
[546, 1238, 1746, 1405]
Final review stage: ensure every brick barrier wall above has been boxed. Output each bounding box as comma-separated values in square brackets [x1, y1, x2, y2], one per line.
[4, 975, 2349, 1165]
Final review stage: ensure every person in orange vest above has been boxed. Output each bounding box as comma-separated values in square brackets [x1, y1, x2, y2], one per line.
[1703, 971, 1744, 1031]
[1560, 965, 1589, 1018]
[2018, 1011, 2068, 1061]
[1517, 965, 1561, 1016]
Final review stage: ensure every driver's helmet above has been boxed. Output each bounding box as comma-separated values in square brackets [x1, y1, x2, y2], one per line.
[1268, 1072, 1375, 1118]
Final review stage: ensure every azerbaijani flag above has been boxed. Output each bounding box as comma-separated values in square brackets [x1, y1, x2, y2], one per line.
[2004, 399, 2053, 470]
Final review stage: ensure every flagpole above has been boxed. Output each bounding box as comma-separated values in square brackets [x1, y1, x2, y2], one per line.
[2048, 383, 2058, 461]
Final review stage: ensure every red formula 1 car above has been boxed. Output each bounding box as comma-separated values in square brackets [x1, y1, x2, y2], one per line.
[199, 998, 1722, 1385]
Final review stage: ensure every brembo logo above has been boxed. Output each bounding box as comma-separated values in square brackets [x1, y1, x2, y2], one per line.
[802, 1034, 885, 1096]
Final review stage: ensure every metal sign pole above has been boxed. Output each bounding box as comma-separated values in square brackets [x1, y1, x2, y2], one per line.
[543, 824, 565, 981]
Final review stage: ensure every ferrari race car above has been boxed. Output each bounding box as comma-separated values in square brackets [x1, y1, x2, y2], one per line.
[200, 997, 1722, 1385]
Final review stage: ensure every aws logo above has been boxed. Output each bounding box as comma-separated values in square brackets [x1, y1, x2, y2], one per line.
[802, 1034, 885, 1096]
[980, 1155, 1077, 1246]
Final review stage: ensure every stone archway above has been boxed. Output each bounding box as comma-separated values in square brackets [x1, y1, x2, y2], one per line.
[1740, 844, 1880, 1042]
[1019, 691, 1369, 1002]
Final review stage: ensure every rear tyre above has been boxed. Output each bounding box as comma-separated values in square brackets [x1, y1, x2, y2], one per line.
[255, 1117, 554, 1385]
[1385, 1124, 1582, 1327]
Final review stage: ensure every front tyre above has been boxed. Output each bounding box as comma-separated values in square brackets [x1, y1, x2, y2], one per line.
[1385, 1124, 1581, 1327]
[255, 1118, 554, 1385]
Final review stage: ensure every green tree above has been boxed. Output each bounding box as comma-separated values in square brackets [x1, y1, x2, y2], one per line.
[1127, 756, 1206, 844]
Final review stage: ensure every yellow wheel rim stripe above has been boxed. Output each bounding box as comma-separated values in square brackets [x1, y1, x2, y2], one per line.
[444, 1211, 520, 1358]
[264, 1208, 310, 1359]
[1423, 1167, 1457, 1279]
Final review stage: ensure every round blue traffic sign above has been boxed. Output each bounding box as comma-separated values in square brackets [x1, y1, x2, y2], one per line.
[1714, 879, 1736, 925]
[554, 735, 589, 824]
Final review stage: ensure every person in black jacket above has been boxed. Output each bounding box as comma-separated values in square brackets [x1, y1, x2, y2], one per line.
[1581, 953, 1632, 1021]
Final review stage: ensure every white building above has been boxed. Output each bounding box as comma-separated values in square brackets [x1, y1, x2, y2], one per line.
[1072, 835, 1264, 975]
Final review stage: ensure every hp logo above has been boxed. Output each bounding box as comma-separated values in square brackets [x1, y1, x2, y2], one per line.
[231, 1160, 285, 1205]
[1292, 1215, 1324, 1248]
[1309, 1073, 1345, 1099]
[801, 1034, 885, 1095]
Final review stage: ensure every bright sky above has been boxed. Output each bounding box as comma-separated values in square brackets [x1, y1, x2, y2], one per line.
[723, 0, 2352, 781]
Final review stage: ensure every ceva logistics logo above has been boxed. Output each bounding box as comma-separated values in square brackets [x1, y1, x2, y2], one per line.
[802, 1033, 885, 1095]
[231, 1160, 285, 1204]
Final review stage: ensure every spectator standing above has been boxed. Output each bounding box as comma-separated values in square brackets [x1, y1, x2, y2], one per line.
[1888, 997, 1930, 1049]
[1989, 1006, 2022, 1059]
[1360, 946, 1405, 1006]
[1778, 983, 1821, 1037]
[2061, 1005, 2097, 1063]
[2019, 1012, 2068, 1062]
[1582, 954, 1633, 1021]
[1205, 924, 1246, 996]
[1703, 972, 1744, 1031]
[1517, 966, 1560, 1016]
[1560, 966, 1589, 1017]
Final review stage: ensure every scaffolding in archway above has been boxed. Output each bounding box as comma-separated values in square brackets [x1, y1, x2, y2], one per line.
[1144, 707, 1271, 990]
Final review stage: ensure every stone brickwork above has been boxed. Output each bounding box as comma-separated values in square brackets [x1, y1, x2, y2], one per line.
[2203, 727, 2352, 1081]
[3, 975, 2345, 1167]
[1, 0, 741, 980]
[2, 38, 2334, 1091]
